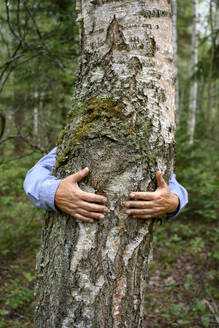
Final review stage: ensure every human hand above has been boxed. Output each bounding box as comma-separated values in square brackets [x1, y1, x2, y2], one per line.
[55, 167, 108, 223]
[125, 171, 179, 219]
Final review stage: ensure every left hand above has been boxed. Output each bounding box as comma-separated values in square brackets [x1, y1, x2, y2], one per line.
[125, 171, 179, 219]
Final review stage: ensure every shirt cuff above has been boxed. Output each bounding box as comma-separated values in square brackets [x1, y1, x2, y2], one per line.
[166, 197, 181, 219]
[39, 178, 62, 211]
[166, 180, 188, 220]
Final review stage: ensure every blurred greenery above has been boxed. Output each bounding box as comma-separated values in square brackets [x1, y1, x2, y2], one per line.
[0, 153, 42, 327]
[0, 0, 219, 327]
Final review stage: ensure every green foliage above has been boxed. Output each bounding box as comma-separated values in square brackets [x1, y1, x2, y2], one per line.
[175, 127, 219, 222]
[0, 154, 42, 327]
[8, 279, 34, 310]
[184, 274, 193, 290]
[190, 236, 205, 253]
[0, 154, 42, 256]
[146, 219, 219, 327]
[0, 0, 78, 154]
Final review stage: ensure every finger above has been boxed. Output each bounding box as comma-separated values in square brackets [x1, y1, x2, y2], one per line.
[80, 200, 108, 213]
[132, 214, 155, 219]
[125, 208, 161, 215]
[130, 191, 156, 200]
[125, 201, 154, 209]
[156, 171, 167, 188]
[80, 191, 107, 204]
[71, 167, 89, 183]
[78, 208, 105, 220]
[74, 213, 94, 223]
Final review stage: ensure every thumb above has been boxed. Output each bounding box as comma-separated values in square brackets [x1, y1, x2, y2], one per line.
[71, 167, 89, 183]
[156, 171, 167, 188]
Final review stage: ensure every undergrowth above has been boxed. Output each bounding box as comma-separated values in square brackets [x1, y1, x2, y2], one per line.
[0, 153, 43, 328]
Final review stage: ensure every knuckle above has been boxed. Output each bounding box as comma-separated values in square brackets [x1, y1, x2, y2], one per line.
[71, 189, 78, 198]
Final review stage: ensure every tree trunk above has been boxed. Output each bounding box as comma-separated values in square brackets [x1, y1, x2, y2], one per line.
[187, 0, 198, 144]
[35, 1, 175, 327]
[34, 91, 39, 136]
[171, 0, 180, 125]
[14, 91, 25, 154]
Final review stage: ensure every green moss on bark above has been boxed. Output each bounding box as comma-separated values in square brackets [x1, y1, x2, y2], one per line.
[56, 97, 158, 171]
[56, 97, 125, 167]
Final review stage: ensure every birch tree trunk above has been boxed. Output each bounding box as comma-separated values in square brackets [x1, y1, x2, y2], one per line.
[187, 0, 198, 144]
[171, 0, 180, 125]
[213, 0, 219, 136]
[35, 1, 175, 327]
[216, 0, 219, 48]
[33, 91, 39, 137]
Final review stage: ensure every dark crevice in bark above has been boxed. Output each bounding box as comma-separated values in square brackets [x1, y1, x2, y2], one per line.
[128, 56, 143, 95]
[105, 15, 129, 58]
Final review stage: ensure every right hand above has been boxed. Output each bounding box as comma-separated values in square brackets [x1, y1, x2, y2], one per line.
[54, 167, 108, 223]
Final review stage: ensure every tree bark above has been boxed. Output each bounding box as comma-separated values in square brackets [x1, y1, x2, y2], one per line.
[187, 0, 198, 144]
[35, 1, 175, 327]
[171, 0, 180, 125]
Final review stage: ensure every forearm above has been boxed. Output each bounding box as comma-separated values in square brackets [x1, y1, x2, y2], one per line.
[23, 147, 61, 211]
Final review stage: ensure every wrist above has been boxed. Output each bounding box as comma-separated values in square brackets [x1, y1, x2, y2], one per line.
[167, 193, 179, 214]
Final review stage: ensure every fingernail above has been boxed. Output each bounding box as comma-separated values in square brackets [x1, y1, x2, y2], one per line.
[104, 207, 108, 212]
[130, 193, 135, 198]
[126, 210, 130, 214]
[103, 198, 107, 202]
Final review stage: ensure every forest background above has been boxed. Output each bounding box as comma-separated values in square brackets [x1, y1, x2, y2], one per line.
[0, 0, 218, 327]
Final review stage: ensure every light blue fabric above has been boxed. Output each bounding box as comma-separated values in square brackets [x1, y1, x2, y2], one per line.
[23, 147, 188, 218]
[24, 148, 61, 211]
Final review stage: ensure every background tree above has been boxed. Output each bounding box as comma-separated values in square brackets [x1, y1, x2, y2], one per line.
[187, 0, 198, 144]
[172, 0, 180, 124]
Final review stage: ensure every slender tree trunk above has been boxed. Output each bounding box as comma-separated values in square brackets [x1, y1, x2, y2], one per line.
[172, 0, 180, 125]
[212, 0, 219, 131]
[14, 91, 25, 154]
[187, 0, 198, 144]
[33, 91, 44, 148]
[215, 0, 219, 47]
[35, 1, 175, 327]
[34, 91, 39, 136]
[210, 0, 219, 136]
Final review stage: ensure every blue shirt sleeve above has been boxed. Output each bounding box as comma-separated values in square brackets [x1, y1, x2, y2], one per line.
[166, 173, 188, 219]
[23, 147, 61, 211]
[24, 148, 188, 217]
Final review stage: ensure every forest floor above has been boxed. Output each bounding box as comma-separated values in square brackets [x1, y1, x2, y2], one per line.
[145, 219, 219, 328]
[0, 155, 219, 328]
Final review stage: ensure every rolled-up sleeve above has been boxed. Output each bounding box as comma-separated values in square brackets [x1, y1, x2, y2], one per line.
[167, 174, 188, 219]
[23, 147, 61, 211]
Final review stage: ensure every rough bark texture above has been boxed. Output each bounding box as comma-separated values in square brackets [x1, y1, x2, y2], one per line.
[35, 1, 175, 327]
[188, 0, 198, 145]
